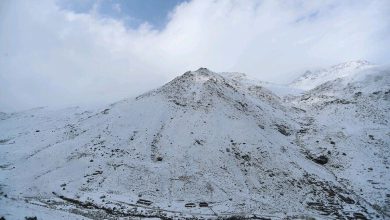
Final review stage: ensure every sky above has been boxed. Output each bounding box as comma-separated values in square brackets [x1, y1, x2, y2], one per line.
[0, 0, 389, 112]
[59, 0, 186, 29]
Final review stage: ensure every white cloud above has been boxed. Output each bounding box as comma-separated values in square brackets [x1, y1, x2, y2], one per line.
[1, 0, 389, 112]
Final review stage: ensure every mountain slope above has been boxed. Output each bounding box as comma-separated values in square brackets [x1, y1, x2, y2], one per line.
[289, 60, 375, 90]
[0, 66, 388, 219]
[291, 65, 390, 217]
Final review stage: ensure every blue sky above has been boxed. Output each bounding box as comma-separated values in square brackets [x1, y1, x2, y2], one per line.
[1, 0, 389, 112]
[59, 0, 187, 29]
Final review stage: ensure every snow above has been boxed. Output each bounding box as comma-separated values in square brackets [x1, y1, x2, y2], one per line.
[0, 198, 90, 220]
[1, 63, 389, 219]
[221, 72, 304, 97]
[289, 60, 376, 90]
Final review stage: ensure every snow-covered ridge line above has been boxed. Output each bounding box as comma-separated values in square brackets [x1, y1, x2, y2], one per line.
[289, 60, 377, 90]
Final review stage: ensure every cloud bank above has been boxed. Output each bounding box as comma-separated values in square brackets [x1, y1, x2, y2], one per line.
[1, 0, 389, 112]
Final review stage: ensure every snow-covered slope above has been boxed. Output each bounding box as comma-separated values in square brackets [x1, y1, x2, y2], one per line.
[0, 66, 389, 219]
[290, 60, 376, 90]
[222, 72, 304, 97]
[291, 66, 390, 218]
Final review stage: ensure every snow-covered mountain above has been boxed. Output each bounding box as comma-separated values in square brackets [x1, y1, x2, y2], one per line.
[289, 60, 376, 90]
[0, 63, 389, 219]
[293, 65, 390, 213]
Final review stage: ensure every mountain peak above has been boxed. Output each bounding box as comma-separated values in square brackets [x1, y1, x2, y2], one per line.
[136, 68, 283, 111]
[181, 67, 220, 82]
[136, 68, 229, 107]
[195, 67, 211, 72]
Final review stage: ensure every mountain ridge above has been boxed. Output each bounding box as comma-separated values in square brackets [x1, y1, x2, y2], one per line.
[289, 60, 376, 90]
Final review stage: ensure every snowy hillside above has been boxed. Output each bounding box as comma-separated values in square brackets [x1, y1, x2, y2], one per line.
[289, 60, 376, 90]
[0, 64, 389, 219]
[291, 65, 390, 218]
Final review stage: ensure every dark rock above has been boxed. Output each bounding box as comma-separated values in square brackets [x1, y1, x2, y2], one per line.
[338, 194, 355, 204]
[298, 128, 309, 134]
[25, 217, 37, 220]
[172, 100, 186, 107]
[156, 156, 163, 161]
[185, 203, 196, 208]
[35, 130, 40, 132]
[325, 99, 353, 105]
[275, 124, 291, 136]
[354, 92, 362, 98]
[101, 109, 110, 114]
[0, 139, 10, 144]
[195, 139, 203, 145]
[236, 101, 248, 111]
[241, 155, 250, 161]
[92, 170, 103, 175]
[199, 202, 208, 207]
[313, 155, 328, 165]
[330, 141, 335, 145]
[353, 212, 367, 220]
[136, 199, 152, 206]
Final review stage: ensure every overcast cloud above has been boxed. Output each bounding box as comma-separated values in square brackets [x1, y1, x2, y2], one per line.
[1, 0, 389, 112]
